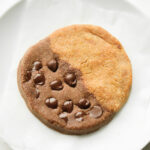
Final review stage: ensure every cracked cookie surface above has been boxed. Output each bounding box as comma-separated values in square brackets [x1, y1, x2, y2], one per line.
[17, 24, 132, 134]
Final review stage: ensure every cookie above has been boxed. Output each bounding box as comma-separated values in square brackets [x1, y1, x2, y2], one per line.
[17, 25, 132, 134]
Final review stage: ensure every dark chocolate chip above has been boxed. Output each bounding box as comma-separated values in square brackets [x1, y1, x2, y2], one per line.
[33, 61, 42, 71]
[33, 73, 45, 85]
[89, 105, 103, 118]
[76, 117, 83, 122]
[78, 98, 90, 109]
[35, 89, 40, 98]
[75, 111, 85, 118]
[45, 97, 58, 108]
[50, 79, 63, 90]
[62, 100, 73, 113]
[47, 59, 58, 72]
[25, 71, 31, 81]
[75, 111, 85, 122]
[64, 73, 77, 87]
[59, 112, 68, 122]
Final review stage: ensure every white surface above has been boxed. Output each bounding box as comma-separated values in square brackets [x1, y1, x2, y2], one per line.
[0, 0, 21, 17]
[0, 138, 12, 150]
[127, 0, 150, 17]
[0, 0, 150, 150]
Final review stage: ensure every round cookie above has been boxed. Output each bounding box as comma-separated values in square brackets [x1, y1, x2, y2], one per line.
[17, 24, 132, 135]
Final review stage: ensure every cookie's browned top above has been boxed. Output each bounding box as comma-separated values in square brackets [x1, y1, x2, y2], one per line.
[50, 25, 132, 112]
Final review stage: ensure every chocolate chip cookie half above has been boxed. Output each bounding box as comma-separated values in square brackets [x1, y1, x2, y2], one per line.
[17, 25, 132, 135]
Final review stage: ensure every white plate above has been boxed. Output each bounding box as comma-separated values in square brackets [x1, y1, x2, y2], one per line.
[0, 0, 150, 150]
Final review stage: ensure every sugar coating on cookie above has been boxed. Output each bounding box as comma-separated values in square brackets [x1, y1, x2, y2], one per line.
[17, 25, 132, 134]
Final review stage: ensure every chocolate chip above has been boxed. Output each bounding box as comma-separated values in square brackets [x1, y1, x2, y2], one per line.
[64, 73, 77, 87]
[78, 98, 90, 109]
[76, 117, 83, 122]
[59, 112, 68, 122]
[25, 71, 31, 81]
[75, 111, 85, 118]
[35, 89, 40, 98]
[33, 73, 45, 85]
[74, 111, 85, 122]
[62, 100, 73, 113]
[33, 61, 42, 71]
[89, 106, 103, 118]
[50, 79, 63, 90]
[47, 59, 58, 72]
[45, 97, 58, 108]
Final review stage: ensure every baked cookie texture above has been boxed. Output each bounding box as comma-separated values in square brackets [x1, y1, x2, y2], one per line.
[17, 25, 132, 135]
